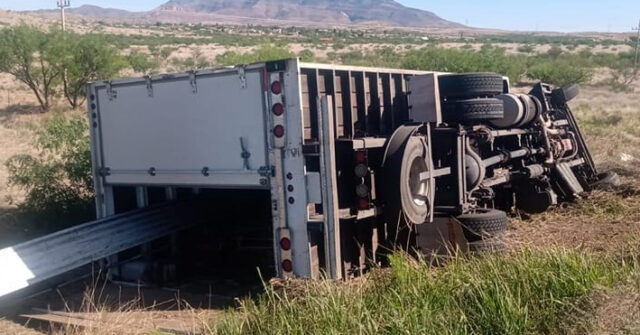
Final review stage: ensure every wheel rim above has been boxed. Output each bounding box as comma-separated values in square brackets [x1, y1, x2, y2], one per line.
[408, 156, 429, 206]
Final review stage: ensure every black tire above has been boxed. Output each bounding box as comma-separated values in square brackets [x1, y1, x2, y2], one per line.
[591, 171, 621, 190]
[443, 98, 504, 123]
[551, 84, 580, 105]
[468, 236, 506, 253]
[456, 208, 508, 242]
[438, 73, 504, 98]
[383, 126, 433, 226]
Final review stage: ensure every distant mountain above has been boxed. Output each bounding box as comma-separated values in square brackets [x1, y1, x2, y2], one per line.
[155, 0, 462, 28]
[22, 1, 463, 28]
[29, 4, 140, 20]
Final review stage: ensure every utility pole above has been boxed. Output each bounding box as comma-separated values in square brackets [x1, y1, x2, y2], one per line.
[632, 19, 640, 72]
[57, 0, 70, 31]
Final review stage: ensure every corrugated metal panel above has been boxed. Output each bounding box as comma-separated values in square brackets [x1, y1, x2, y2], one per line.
[0, 204, 196, 298]
[299, 63, 429, 140]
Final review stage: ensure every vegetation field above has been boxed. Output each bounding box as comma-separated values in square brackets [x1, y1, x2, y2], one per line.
[0, 11, 638, 335]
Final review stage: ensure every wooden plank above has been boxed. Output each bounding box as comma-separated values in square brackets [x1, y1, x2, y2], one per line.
[22, 308, 211, 335]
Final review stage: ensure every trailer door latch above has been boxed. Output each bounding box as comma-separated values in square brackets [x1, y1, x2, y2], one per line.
[98, 167, 111, 177]
[240, 137, 251, 170]
[237, 66, 247, 89]
[258, 166, 274, 177]
[145, 76, 153, 97]
[189, 71, 197, 94]
[106, 82, 117, 100]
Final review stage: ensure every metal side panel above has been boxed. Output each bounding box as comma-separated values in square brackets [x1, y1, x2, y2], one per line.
[92, 67, 269, 188]
[317, 96, 343, 279]
[282, 59, 312, 277]
[0, 204, 197, 299]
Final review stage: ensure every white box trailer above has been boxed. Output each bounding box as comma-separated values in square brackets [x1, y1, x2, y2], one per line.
[88, 59, 436, 280]
[87, 58, 601, 281]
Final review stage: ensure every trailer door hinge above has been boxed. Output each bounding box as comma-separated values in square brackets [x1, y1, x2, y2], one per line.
[237, 66, 247, 89]
[106, 82, 117, 100]
[258, 166, 274, 177]
[145, 76, 153, 97]
[189, 71, 198, 94]
[98, 167, 111, 177]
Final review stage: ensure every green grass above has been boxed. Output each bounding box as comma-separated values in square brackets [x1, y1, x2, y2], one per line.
[211, 246, 640, 335]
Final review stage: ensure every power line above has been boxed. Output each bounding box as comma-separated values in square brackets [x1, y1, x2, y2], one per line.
[56, 0, 70, 32]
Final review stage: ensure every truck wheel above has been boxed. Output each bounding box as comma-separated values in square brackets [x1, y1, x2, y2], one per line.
[383, 126, 433, 226]
[438, 73, 504, 98]
[456, 208, 508, 242]
[443, 98, 504, 123]
[468, 237, 506, 253]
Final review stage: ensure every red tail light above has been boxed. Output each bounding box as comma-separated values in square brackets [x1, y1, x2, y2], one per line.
[280, 237, 291, 251]
[272, 103, 284, 116]
[282, 259, 293, 272]
[274, 125, 285, 138]
[271, 81, 282, 95]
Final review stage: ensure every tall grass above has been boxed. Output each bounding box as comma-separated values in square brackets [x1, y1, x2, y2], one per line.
[212, 247, 639, 335]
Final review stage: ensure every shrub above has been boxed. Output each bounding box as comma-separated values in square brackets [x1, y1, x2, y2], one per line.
[5, 113, 94, 230]
[527, 59, 594, 86]
[402, 45, 528, 83]
[215, 44, 294, 66]
[517, 44, 535, 53]
[127, 50, 159, 75]
[298, 49, 316, 62]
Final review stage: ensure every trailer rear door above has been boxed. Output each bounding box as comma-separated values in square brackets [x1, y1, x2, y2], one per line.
[90, 66, 269, 188]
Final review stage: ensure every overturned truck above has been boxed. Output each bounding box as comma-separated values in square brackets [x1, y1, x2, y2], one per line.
[0, 59, 614, 299]
[85, 58, 611, 280]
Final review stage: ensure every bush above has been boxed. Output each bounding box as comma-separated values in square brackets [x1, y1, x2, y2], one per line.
[216, 44, 294, 66]
[517, 44, 535, 53]
[127, 50, 160, 75]
[527, 59, 594, 86]
[5, 113, 94, 230]
[402, 45, 528, 83]
[298, 49, 316, 62]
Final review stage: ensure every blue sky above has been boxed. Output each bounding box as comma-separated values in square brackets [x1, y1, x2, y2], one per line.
[2, 0, 638, 33]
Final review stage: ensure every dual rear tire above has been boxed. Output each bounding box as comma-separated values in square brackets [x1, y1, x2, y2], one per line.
[439, 73, 505, 124]
[456, 208, 508, 252]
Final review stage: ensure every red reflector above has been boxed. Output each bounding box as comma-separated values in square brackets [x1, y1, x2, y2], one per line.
[274, 125, 285, 138]
[272, 103, 284, 116]
[271, 81, 282, 95]
[282, 259, 293, 272]
[356, 151, 367, 163]
[358, 198, 370, 210]
[280, 237, 291, 251]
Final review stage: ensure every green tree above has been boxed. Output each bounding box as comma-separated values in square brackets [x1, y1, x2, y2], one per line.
[127, 50, 159, 75]
[527, 59, 594, 86]
[55, 32, 126, 109]
[5, 114, 94, 227]
[0, 25, 61, 112]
